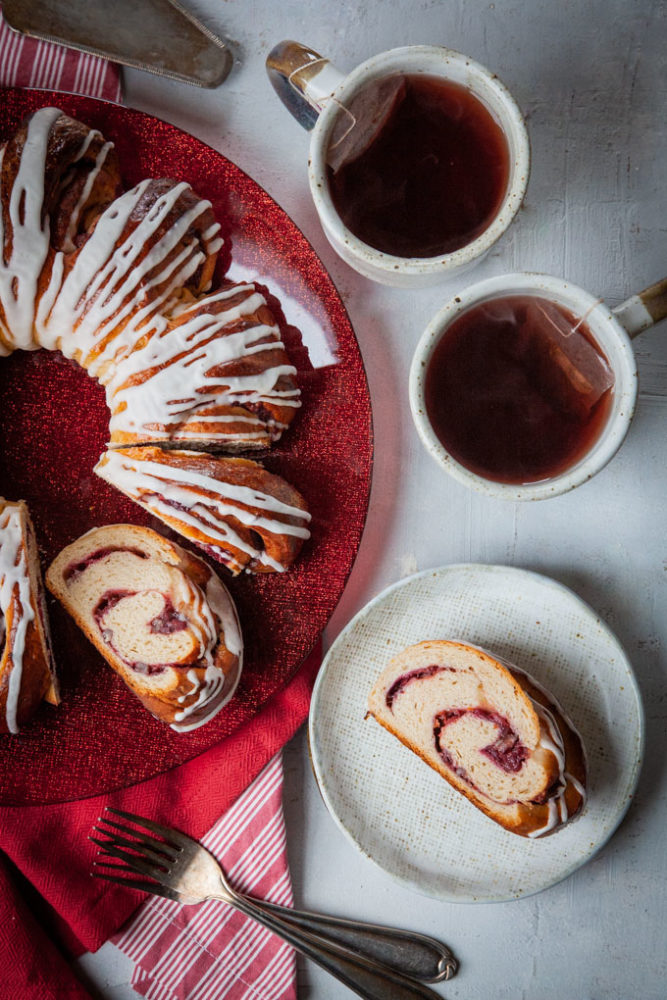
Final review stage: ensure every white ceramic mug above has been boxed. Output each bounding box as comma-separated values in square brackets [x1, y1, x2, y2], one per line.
[266, 41, 530, 287]
[409, 272, 667, 500]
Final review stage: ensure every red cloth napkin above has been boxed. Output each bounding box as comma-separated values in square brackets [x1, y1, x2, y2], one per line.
[0, 643, 321, 998]
[114, 753, 297, 1000]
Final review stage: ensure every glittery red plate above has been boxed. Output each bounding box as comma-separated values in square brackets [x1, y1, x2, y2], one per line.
[0, 90, 373, 805]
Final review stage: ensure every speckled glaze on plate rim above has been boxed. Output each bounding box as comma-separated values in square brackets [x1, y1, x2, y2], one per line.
[309, 563, 644, 903]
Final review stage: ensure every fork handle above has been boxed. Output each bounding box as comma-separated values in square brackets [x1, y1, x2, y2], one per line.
[217, 892, 443, 1000]
[253, 898, 456, 982]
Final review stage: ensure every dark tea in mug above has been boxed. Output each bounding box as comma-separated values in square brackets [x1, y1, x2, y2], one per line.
[325, 74, 510, 258]
[424, 296, 615, 484]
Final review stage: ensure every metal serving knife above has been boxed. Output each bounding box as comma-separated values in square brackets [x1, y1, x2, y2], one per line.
[2, 0, 232, 88]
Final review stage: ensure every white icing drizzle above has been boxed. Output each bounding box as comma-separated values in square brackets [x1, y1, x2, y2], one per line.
[0, 108, 62, 351]
[95, 450, 311, 573]
[0, 110, 127, 352]
[170, 572, 243, 732]
[205, 571, 242, 658]
[61, 139, 114, 252]
[170, 570, 218, 666]
[526, 699, 587, 839]
[0, 504, 35, 734]
[106, 282, 300, 446]
[35, 180, 220, 374]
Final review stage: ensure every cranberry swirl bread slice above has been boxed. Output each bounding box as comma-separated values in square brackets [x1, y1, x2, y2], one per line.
[95, 447, 311, 575]
[0, 499, 59, 734]
[46, 525, 242, 732]
[367, 641, 586, 838]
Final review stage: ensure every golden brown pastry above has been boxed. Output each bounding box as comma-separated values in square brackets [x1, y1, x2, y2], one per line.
[107, 281, 301, 452]
[0, 107, 222, 377]
[95, 447, 312, 575]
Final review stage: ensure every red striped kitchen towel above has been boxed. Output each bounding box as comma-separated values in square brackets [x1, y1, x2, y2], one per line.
[113, 753, 297, 1000]
[0, 3, 122, 101]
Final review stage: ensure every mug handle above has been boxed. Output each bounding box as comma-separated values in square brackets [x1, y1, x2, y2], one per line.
[613, 276, 667, 339]
[266, 41, 345, 130]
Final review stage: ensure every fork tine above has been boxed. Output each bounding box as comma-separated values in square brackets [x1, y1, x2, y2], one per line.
[91, 826, 178, 863]
[91, 868, 183, 902]
[89, 834, 169, 870]
[105, 808, 192, 850]
[93, 858, 149, 875]
[90, 839, 168, 881]
[96, 816, 180, 858]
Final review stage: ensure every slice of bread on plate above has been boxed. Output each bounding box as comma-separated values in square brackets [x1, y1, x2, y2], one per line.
[367, 640, 586, 838]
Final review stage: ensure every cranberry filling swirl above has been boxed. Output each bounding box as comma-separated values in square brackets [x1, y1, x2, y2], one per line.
[93, 589, 191, 675]
[434, 707, 529, 779]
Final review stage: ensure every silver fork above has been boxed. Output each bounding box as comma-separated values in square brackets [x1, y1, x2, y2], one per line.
[91, 808, 458, 1000]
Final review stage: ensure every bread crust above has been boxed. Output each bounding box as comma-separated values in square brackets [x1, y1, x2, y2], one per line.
[95, 447, 311, 575]
[0, 110, 121, 257]
[0, 499, 59, 734]
[108, 282, 300, 452]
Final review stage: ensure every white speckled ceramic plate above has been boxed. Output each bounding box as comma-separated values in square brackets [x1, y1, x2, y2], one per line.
[309, 564, 644, 902]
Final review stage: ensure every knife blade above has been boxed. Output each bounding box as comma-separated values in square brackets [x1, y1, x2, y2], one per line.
[2, 0, 233, 88]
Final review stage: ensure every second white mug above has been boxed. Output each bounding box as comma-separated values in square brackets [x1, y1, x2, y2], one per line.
[409, 272, 667, 500]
